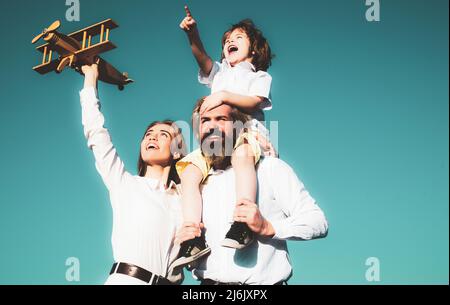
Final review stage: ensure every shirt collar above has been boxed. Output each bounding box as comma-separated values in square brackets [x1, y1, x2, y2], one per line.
[221, 59, 256, 72]
[142, 177, 179, 194]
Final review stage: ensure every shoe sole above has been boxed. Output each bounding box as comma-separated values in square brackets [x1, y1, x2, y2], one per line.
[221, 237, 254, 250]
[169, 247, 211, 271]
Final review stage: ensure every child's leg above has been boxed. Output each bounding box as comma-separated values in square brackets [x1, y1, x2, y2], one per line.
[180, 164, 204, 225]
[221, 143, 257, 249]
[171, 163, 211, 270]
[231, 144, 257, 204]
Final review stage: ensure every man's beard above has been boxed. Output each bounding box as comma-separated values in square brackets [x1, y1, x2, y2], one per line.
[200, 128, 236, 170]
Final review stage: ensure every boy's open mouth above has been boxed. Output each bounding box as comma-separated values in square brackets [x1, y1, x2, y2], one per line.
[228, 45, 239, 54]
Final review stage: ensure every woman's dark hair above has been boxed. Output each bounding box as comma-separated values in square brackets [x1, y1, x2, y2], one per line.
[137, 120, 187, 185]
[221, 19, 274, 72]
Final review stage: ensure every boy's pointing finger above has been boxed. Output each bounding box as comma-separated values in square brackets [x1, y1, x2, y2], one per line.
[185, 5, 192, 17]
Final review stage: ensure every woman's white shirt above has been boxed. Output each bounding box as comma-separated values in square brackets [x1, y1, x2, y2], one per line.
[79, 87, 182, 284]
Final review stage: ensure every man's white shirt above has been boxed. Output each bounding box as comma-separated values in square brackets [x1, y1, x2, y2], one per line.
[193, 157, 328, 284]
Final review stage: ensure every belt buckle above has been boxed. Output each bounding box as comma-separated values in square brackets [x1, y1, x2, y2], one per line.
[149, 273, 158, 285]
[113, 262, 120, 274]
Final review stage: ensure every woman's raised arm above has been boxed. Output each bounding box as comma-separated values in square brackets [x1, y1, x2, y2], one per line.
[80, 64, 129, 191]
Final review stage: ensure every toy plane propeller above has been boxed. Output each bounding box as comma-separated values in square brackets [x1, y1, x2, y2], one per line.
[32, 19, 133, 91]
[32, 20, 61, 44]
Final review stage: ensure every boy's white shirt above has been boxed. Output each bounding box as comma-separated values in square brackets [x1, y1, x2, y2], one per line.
[199, 59, 273, 123]
[79, 87, 183, 284]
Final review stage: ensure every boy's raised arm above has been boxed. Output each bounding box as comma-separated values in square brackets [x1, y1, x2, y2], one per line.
[180, 5, 213, 76]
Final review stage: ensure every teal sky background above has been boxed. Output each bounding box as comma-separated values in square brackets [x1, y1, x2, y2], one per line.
[0, 0, 448, 285]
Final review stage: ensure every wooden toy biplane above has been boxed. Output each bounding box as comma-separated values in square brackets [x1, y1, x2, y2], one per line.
[32, 19, 133, 90]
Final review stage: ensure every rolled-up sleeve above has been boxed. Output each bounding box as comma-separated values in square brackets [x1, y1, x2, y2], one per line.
[80, 87, 128, 191]
[198, 61, 221, 88]
[249, 71, 273, 110]
[268, 158, 328, 241]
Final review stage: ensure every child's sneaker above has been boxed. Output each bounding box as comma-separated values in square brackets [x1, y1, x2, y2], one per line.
[170, 233, 211, 271]
[221, 222, 254, 249]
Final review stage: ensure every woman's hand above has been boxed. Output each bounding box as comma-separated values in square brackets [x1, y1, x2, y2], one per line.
[81, 63, 99, 89]
[180, 5, 197, 33]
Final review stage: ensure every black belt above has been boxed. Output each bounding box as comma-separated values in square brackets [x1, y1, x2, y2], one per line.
[110, 262, 173, 285]
[200, 279, 287, 285]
